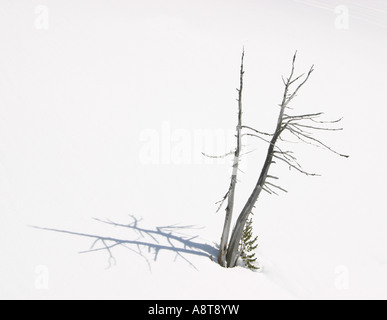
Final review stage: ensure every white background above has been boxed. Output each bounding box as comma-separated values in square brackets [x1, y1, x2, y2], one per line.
[0, 0, 386, 299]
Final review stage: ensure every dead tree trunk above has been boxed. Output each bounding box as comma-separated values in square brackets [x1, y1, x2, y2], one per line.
[217, 51, 348, 268]
[217, 49, 245, 267]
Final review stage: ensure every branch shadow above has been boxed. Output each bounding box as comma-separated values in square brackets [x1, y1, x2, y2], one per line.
[32, 215, 219, 270]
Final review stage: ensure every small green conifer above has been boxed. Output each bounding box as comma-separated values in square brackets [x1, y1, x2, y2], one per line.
[239, 217, 259, 270]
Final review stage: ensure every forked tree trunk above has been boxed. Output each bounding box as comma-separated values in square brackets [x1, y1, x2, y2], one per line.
[225, 61, 292, 266]
[217, 51, 347, 268]
[219, 51, 337, 268]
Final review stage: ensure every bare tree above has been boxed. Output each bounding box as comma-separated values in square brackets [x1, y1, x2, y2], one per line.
[217, 50, 348, 268]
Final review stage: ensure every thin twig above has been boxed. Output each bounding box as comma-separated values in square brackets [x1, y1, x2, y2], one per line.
[242, 125, 274, 136]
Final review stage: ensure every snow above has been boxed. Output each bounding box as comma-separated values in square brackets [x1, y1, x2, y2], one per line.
[1, 0, 387, 300]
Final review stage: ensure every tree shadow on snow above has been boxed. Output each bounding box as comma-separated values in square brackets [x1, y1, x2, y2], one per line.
[32, 216, 218, 270]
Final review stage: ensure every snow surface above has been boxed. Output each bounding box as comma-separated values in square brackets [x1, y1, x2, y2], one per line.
[1, 0, 387, 300]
